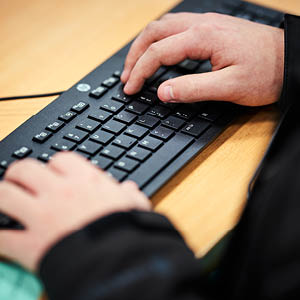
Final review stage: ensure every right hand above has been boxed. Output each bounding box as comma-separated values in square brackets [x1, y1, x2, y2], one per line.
[121, 12, 284, 107]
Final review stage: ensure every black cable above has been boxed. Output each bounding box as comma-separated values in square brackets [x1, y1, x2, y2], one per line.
[0, 91, 65, 101]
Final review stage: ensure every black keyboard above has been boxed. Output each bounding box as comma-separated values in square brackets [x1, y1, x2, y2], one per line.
[0, 0, 284, 229]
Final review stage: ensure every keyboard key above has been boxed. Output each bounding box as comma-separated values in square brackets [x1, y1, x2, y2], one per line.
[137, 92, 158, 105]
[46, 120, 65, 133]
[127, 133, 194, 188]
[0, 158, 15, 169]
[89, 86, 108, 99]
[150, 125, 174, 141]
[64, 128, 89, 143]
[51, 140, 76, 151]
[100, 99, 124, 114]
[101, 145, 125, 160]
[91, 156, 113, 170]
[112, 134, 137, 149]
[113, 70, 121, 78]
[12, 147, 32, 159]
[90, 130, 114, 145]
[88, 109, 112, 123]
[139, 136, 163, 151]
[178, 59, 199, 72]
[137, 115, 160, 129]
[0, 213, 13, 228]
[0, 169, 5, 177]
[114, 111, 137, 124]
[76, 119, 101, 133]
[181, 118, 210, 138]
[112, 87, 132, 103]
[33, 131, 53, 143]
[59, 111, 77, 122]
[145, 67, 168, 86]
[198, 108, 223, 122]
[102, 120, 126, 135]
[127, 147, 151, 162]
[77, 140, 102, 156]
[107, 167, 127, 182]
[148, 105, 170, 119]
[102, 76, 119, 88]
[38, 150, 56, 162]
[126, 101, 149, 115]
[198, 60, 212, 73]
[71, 102, 89, 113]
[76, 151, 91, 159]
[115, 157, 139, 172]
[162, 116, 185, 130]
[125, 124, 149, 139]
[173, 106, 196, 120]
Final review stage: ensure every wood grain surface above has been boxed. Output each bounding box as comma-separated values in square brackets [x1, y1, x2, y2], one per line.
[0, 2, 299, 299]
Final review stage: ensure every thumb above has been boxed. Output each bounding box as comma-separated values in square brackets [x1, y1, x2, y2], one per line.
[121, 181, 152, 211]
[157, 67, 238, 103]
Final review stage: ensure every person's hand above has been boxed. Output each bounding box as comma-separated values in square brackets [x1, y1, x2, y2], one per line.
[0, 152, 151, 272]
[121, 12, 284, 106]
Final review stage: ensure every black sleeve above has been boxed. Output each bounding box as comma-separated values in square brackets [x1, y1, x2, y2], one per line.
[38, 211, 212, 300]
[216, 14, 300, 299]
[278, 14, 300, 112]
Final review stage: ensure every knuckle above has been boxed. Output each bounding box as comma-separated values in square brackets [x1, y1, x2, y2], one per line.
[161, 12, 174, 20]
[148, 42, 159, 55]
[5, 159, 35, 178]
[203, 12, 219, 19]
[145, 20, 159, 32]
[51, 151, 78, 164]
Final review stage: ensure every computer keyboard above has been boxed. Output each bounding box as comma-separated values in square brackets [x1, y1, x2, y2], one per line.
[0, 0, 284, 229]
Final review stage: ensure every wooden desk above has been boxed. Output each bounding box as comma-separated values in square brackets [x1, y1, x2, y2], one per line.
[0, 0, 299, 262]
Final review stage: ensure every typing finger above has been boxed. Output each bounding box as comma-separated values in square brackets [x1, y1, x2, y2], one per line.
[0, 181, 37, 226]
[121, 17, 191, 83]
[48, 152, 107, 181]
[124, 29, 210, 95]
[4, 159, 61, 196]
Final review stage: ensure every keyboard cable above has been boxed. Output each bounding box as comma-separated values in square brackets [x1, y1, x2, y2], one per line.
[0, 91, 65, 101]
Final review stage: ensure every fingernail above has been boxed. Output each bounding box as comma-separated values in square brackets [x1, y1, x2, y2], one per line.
[124, 82, 131, 94]
[163, 85, 174, 101]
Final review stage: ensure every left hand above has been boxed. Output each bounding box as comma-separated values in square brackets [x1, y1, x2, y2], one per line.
[0, 152, 151, 272]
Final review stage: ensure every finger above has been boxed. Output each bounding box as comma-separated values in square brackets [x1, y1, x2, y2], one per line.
[121, 17, 190, 83]
[124, 30, 210, 95]
[121, 181, 152, 211]
[157, 67, 239, 103]
[121, 180, 139, 190]
[0, 181, 37, 225]
[48, 152, 105, 178]
[4, 159, 61, 195]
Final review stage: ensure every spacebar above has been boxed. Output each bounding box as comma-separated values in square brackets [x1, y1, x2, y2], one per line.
[127, 133, 194, 188]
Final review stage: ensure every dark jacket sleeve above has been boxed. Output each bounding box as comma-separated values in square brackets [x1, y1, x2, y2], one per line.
[278, 14, 300, 112]
[216, 14, 300, 300]
[38, 211, 211, 300]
